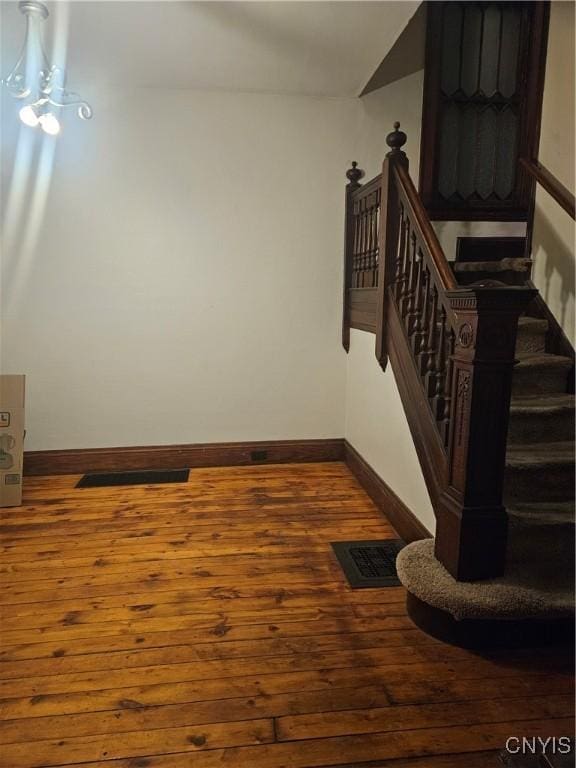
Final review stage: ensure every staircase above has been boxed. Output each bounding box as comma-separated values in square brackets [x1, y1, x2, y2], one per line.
[396, 258, 575, 645]
[342, 123, 575, 646]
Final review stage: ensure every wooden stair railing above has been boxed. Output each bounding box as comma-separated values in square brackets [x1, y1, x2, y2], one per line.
[343, 124, 537, 581]
[519, 155, 575, 390]
[520, 157, 576, 221]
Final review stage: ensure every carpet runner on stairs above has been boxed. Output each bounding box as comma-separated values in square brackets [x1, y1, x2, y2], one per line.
[396, 259, 575, 639]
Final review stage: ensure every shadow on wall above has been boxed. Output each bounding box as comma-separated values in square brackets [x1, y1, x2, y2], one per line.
[533, 206, 575, 331]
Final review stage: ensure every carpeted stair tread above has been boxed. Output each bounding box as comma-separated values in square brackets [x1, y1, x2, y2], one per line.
[515, 317, 548, 354]
[396, 539, 574, 621]
[517, 316, 548, 333]
[508, 393, 575, 443]
[506, 441, 575, 467]
[512, 352, 572, 395]
[453, 258, 532, 273]
[509, 501, 575, 524]
[510, 393, 575, 413]
[514, 352, 573, 370]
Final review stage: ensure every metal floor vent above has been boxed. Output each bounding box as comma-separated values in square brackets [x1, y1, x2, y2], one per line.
[331, 539, 405, 588]
[77, 469, 190, 488]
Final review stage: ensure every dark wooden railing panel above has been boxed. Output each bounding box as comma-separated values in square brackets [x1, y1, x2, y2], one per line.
[351, 175, 382, 289]
[520, 157, 576, 220]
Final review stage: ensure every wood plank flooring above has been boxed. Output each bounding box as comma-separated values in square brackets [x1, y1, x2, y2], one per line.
[0, 462, 573, 768]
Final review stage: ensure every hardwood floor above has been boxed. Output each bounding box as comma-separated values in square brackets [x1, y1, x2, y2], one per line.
[0, 462, 573, 768]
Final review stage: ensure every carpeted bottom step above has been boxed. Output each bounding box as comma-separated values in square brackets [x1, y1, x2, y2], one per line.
[396, 539, 574, 622]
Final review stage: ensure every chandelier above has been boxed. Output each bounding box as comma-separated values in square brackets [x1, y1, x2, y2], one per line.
[3, 0, 92, 135]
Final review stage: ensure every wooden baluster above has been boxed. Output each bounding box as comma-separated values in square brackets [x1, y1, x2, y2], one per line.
[361, 203, 368, 287]
[357, 204, 363, 287]
[371, 201, 378, 287]
[433, 304, 448, 421]
[403, 232, 418, 328]
[365, 201, 371, 286]
[394, 207, 406, 300]
[373, 205, 380, 288]
[342, 162, 363, 351]
[425, 285, 439, 398]
[356, 203, 363, 288]
[416, 266, 430, 368]
[440, 327, 455, 447]
[409, 247, 425, 345]
[352, 203, 360, 288]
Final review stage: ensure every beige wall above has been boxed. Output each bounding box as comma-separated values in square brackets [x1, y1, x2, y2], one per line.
[531, 0, 575, 345]
[1, 88, 355, 450]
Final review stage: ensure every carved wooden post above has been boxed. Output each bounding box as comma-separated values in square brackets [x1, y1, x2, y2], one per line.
[376, 123, 409, 370]
[435, 286, 537, 581]
[342, 161, 363, 352]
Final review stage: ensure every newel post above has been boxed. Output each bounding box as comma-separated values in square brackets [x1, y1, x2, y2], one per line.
[342, 161, 363, 352]
[375, 122, 409, 370]
[435, 286, 537, 581]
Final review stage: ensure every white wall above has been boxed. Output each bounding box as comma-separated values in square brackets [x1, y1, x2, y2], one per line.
[531, 1, 575, 345]
[344, 70, 435, 535]
[345, 329, 436, 534]
[1, 88, 355, 450]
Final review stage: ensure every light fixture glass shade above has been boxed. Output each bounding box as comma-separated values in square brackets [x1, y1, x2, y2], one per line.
[19, 104, 39, 127]
[38, 111, 60, 135]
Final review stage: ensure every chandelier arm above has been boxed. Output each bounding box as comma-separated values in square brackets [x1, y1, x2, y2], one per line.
[45, 87, 93, 119]
[3, 48, 30, 99]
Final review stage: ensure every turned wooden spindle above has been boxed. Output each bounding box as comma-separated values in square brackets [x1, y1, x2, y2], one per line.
[404, 232, 418, 327]
[410, 248, 425, 341]
[440, 328, 455, 446]
[374, 203, 380, 278]
[433, 305, 448, 420]
[394, 211, 407, 300]
[416, 267, 430, 362]
[426, 286, 439, 373]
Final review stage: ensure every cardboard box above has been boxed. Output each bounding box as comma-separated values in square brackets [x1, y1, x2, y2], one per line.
[0, 375, 25, 507]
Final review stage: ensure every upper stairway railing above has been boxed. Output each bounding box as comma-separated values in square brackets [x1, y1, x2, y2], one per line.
[519, 157, 576, 221]
[343, 123, 537, 581]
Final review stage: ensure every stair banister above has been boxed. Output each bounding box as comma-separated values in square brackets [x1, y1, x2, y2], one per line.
[351, 123, 539, 581]
[520, 156, 576, 221]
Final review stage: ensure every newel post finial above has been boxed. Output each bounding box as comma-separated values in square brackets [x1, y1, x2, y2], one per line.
[346, 160, 364, 188]
[386, 121, 407, 162]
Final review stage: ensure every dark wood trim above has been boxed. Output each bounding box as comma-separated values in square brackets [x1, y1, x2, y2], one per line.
[406, 591, 575, 649]
[520, 158, 576, 220]
[344, 440, 431, 543]
[349, 287, 378, 333]
[24, 439, 345, 476]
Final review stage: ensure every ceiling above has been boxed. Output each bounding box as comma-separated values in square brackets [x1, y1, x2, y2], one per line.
[0, 1, 419, 98]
